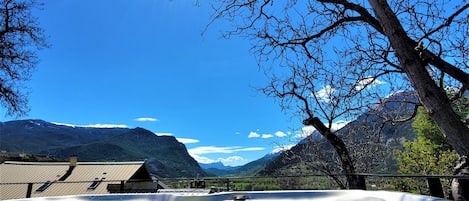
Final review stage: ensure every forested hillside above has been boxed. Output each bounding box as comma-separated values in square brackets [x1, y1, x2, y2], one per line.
[260, 91, 418, 177]
[0, 120, 207, 178]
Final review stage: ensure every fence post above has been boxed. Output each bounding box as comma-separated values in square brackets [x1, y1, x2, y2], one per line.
[26, 183, 33, 198]
[156, 179, 159, 192]
[427, 178, 444, 198]
[226, 179, 230, 191]
[358, 175, 367, 190]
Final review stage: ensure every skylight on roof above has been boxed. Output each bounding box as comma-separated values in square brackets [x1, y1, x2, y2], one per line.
[36, 181, 52, 192]
[88, 178, 102, 190]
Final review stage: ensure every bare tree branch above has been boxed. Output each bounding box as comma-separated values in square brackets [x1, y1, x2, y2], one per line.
[0, 0, 48, 116]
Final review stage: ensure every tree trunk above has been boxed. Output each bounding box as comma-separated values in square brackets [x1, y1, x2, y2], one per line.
[452, 158, 469, 201]
[304, 117, 366, 189]
[367, 0, 469, 157]
[325, 133, 366, 189]
[368, 0, 469, 199]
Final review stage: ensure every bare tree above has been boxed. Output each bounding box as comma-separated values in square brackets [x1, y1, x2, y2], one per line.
[260, 90, 412, 189]
[208, 0, 469, 194]
[0, 0, 47, 117]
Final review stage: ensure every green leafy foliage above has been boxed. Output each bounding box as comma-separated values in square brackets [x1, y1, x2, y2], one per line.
[393, 107, 459, 194]
[451, 95, 469, 122]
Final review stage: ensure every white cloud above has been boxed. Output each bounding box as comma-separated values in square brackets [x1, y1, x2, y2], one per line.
[85, 124, 128, 128]
[385, 90, 406, 98]
[262, 134, 274, 139]
[176, 138, 200, 144]
[219, 156, 244, 166]
[51, 122, 77, 127]
[295, 126, 316, 139]
[249, 131, 279, 139]
[52, 122, 128, 128]
[294, 120, 350, 139]
[134, 117, 159, 122]
[248, 131, 261, 138]
[238, 147, 265, 151]
[188, 146, 264, 166]
[271, 144, 295, 154]
[314, 85, 336, 103]
[355, 77, 386, 91]
[275, 131, 287, 137]
[188, 146, 264, 155]
[193, 155, 247, 167]
[331, 120, 350, 132]
[235, 131, 241, 135]
[191, 155, 216, 164]
[154, 132, 174, 136]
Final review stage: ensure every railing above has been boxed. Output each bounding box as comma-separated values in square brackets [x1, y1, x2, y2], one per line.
[160, 173, 469, 199]
[1, 174, 468, 200]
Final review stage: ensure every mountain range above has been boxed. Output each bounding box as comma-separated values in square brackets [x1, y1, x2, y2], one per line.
[0, 120, 207, 178]
[1, 91, 424, 179]
[260, 91, 419, 176]
[201, 152, 280, 176]
[0, 119, 279, 178]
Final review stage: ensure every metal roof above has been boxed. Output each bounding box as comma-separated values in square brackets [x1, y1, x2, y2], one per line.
[0, 161, 149, 200]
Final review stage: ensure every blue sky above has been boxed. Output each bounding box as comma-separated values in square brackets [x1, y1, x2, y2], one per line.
[0, 0, 318, 166]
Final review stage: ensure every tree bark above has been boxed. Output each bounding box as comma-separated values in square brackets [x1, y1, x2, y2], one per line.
[368, 0, 469, 199]
[452, 157, 469, 201]
[367, 0, 469, 157]
[303, 117, 366, 189]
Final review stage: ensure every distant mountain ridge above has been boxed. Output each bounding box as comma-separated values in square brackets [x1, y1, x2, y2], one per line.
[201, 152, 280, 176]
[0, 119, 207, 178]
[199, 161, 236, 170]
[260, 91, 419, 176]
